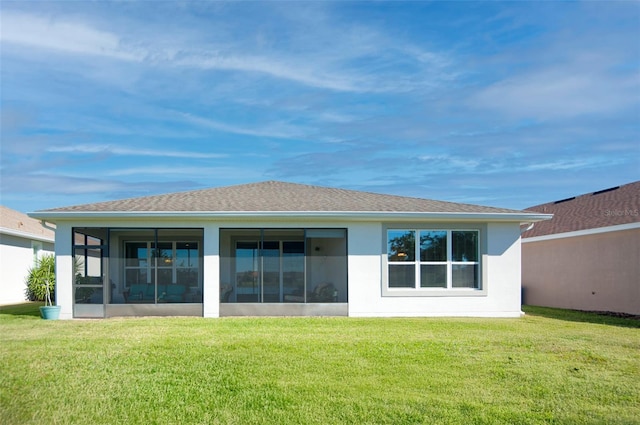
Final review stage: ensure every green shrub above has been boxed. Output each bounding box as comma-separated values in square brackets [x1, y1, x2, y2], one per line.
[25, 254, 55, 304]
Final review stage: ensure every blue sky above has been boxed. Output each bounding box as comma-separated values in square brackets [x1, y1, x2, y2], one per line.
[1, 1, 638, 213]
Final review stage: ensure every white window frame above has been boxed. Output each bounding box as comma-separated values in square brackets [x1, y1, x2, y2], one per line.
[382, 224, 487, 297]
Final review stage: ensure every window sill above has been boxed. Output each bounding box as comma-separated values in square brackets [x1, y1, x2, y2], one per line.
[382, 288, 487, 297]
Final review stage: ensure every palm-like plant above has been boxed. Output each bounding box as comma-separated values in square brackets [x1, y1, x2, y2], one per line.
[25, 254, 56, 305]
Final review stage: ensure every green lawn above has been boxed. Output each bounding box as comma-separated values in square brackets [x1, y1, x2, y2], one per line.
[1, 303, 638, 425]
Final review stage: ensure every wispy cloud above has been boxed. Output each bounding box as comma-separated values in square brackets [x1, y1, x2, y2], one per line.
[0, 10, 369, 93]
[0, 11, 141, 61]
[174, 54, 365, 93]
[417, 155, 481, 173]
[174, 112, 308, 140]
[523, 157, 623, 171]
[106, 165, 263, 180]
[1, 8, 455, 94]
[469, 67, 639, 119]
[48, 144, 226, 159]
[1, 2, 637, 213]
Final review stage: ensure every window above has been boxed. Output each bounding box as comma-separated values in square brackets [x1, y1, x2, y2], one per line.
[387, 229, 480, 291]
[123, 241, 201, 288]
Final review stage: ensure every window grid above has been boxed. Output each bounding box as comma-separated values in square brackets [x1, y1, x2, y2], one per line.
[388, 229, 479, 290]
[124, 241, 200, 287]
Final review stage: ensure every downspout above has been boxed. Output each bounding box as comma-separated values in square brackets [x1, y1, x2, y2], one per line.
[40, 220, 57, 233]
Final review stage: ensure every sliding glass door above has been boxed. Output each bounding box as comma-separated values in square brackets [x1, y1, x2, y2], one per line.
[235, 239, 260, 302]
[262, 239, 280, 302]
[220, 228, 346, 304]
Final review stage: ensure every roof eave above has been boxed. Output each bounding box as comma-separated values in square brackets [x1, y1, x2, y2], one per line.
[28, 210, 553, 223]
[0, 227, 55, 243]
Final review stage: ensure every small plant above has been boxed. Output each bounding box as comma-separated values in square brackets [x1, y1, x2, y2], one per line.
[25, 254, 56, 305]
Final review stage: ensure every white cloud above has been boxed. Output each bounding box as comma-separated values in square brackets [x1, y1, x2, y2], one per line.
[48, 144, 226, 159]
[0, 11, 370, 92]
[523, 158, 620, 171]
[176, 112, 308, 140]
[0, 11, 141, 61]
[469, 64, 639, 120]
[1, 173, 129, 195]
[175, 53, 364, 93]
[107, 165, 262, 179]
[417, 154, 481, 172]
[1, 9, 453, 94]
[473, 72, 633, 119]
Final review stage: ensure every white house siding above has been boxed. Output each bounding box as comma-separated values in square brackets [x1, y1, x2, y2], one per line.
[53, 222, 74, 319]
[346, 222, 383, 316]
[50, 218, 524, 319]
[347, 222, 523, 318]
[0, 232, 54, 305]
[202, 223, 220, 318]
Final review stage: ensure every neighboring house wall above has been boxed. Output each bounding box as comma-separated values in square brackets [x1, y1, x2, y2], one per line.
[522, 225, 640, 315]
[0, 231, 54, 304]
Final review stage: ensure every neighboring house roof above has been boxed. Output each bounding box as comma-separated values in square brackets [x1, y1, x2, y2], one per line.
[522, 181, 640, 238]
[30, 181, 550, 223]
[0, 205, 55, 242]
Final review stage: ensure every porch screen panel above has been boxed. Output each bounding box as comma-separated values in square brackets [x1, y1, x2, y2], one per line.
[72, 228, 109, 317]
[156, 229, 203, 303]
[283, 241, 305, 302]
[116, 229, 156, 304]
[262, 240, 281, 302]
[220, 229, 261, 303]
[221, 228, 346, 304]
[110, 228, 203, 304]
[264, 229, 304, 303]
[306, 229, 347, 302]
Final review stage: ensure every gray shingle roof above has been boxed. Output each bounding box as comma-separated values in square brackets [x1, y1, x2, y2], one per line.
[38, 181, 527, 214]
[522, 180, 640, 238]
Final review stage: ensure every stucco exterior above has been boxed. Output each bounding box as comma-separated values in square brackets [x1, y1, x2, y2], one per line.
[522, 225, 640, 315]
[51, 217, 528, 319]
[521, 181, 639, 315]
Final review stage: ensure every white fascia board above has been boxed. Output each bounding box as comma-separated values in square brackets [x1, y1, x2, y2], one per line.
[29, 210, 552, 223]
[0, 227, 55, 243]
[522, 221, 640, 243]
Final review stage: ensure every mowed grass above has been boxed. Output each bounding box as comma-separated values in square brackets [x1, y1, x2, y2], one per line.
[1, 304, 638, 425]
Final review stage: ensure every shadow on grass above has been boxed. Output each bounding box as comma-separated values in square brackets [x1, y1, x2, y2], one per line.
[0, 302, 43, 318]
[523, 305, 640, 329]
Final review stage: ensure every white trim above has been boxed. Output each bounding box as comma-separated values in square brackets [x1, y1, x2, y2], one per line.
[522, 222, 640, 243]
[382, 225, 487, 297]
[28, 210, 552, 224]
[0, 227, 55, 243]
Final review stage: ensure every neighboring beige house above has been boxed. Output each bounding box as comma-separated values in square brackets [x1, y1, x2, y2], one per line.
[521, 181, 640, 315]
[0, 206, 55, 304]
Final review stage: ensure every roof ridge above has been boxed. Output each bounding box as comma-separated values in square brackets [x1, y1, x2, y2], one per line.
[526, 180, 640, 210]
[35, 180, 530, 215]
